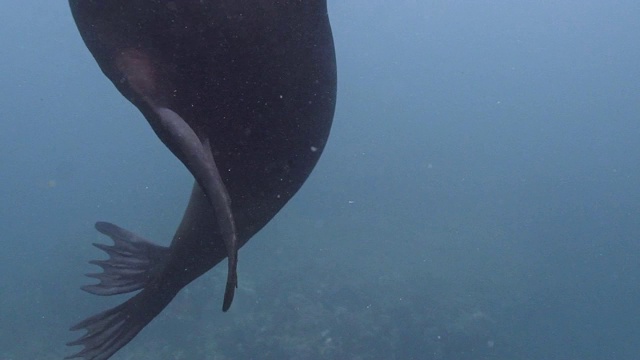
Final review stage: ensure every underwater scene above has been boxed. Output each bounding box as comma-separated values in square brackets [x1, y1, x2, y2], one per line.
[1, 1, 639, 359]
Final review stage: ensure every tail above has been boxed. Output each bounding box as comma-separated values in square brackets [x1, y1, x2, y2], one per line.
[66, 222, 173, 360]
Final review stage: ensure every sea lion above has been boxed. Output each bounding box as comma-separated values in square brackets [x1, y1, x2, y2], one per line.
[66, 1, 336, 358]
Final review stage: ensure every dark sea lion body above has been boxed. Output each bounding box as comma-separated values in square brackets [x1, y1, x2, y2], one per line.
[66, 1, 336, 359]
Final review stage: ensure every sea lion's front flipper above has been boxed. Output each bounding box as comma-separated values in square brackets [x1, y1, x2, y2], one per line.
[149, 107, 239, 312]
[114, 49, 239, 311]
[148, 106, 239, 311]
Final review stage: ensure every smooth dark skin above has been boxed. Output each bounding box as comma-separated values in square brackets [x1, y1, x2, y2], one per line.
[66, 1, 336, 359]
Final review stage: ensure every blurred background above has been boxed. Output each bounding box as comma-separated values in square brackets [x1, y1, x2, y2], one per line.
[1, 1, 639, 359]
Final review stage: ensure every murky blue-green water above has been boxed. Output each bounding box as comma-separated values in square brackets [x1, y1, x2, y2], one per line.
[1, 1, 639, 359]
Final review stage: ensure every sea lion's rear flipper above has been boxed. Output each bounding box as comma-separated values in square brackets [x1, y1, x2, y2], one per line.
[67, 222, 174, 359]
[82, 221, 169, 296]
[66, 288, 171, 360]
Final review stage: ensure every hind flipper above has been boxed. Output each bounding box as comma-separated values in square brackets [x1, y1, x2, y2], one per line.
[82, 222, 169, 296]
[67, 222, 174, 359]
[65, 289, 172, 360]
